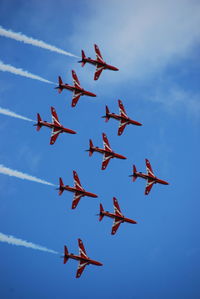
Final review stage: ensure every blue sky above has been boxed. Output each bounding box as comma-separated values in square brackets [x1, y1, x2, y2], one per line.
[0, 0, 200, 298]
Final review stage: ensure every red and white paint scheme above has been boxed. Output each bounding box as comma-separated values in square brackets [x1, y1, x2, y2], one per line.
[102, 100, 142, 136]
[34, 106, 76, 145]
[99, 197, 137, 235]
[55, 70, 96, 107]
[86, 133, 126, 170]
[63, 239, 103, 278]
[58, 171, 98, 209]
[130, 159, 169, 195]
[78, 44, 119, 81]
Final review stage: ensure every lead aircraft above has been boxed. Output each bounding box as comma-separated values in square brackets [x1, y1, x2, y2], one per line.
[35, 106, 76, 144]
[86, 133, 126, 170]
[99, 197, 137, 235]
[130, 159, 169, 195]
[63, 238, 103, 278]
[55, 70, 96, 107]
[102, 99, 142, 135]
[78, 44, 119, 80]
[58, 171, 98, 209]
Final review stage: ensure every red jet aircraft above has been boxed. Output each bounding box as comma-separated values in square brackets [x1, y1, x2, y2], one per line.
[102, 99, 142, 135]
[35, 106, 76, 145]
[78, 44, 119, 80]
[99, 197, 137, 235]
[86, 133, 126, 170]
[58, 171, 98, 209]
[55, 70, 96, 107]
[63, 238, 103, 278]
[129, 159, 169, 195]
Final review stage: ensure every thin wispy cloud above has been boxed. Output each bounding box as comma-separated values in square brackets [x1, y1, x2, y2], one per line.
[0, 61, 55, 84]
[0, 107, 34, 122]
[0, 26, 79, 58]
[0, 232, 58, 254]
[0, 164, 56, 186]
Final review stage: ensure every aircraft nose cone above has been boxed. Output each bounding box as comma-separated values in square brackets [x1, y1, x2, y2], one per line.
[96, 261, 103, 266]
[120, 155, 127, 160]
[90, 92, 96, 97]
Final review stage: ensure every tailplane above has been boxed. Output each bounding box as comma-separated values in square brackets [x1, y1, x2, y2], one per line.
[105, 105, 110, 122]
[80, 50, 86, 67]
[132, 165, 137, 182]
[99, 203, 105, 221]
[59, 177, 64, 195]
[36, 113, 42, 131]
[63, 245, 69, 264]
[88, 139, 94, 157]
[55, 76, 63, 94]
[101, 105, 110, 122]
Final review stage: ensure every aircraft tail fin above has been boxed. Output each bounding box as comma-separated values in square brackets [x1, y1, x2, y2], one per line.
[99, 203, 105, 221]
[88, 139, 94, 157]
[63, 245, 69, 264]
[132, 165, 137, 182]
[81, 50, 86, 67]
[36, 113, 42, 131]
[59, 177, 64, 195]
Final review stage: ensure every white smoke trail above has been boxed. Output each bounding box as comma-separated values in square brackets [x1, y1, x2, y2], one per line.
[0, 61, 55, 84]
[0, 232, 59, 254]
[0, 26, 79, 58]
[0, 107, 34, 122]
[0, 164, 56, 186]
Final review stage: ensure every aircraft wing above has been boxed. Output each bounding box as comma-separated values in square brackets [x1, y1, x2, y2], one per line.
[50, 128, 62, 145]
[118, 120, 128, 136]
[118, 100, 128, 118]
[72, 90, 82, 107]
[102, 133, 112, 152]
[78, 238, 88, 258]
[94, 65, 104, 81]
[72, 70, 81, 89]
[94, 44, 104, 63]
[145, 159, 155, 178]
[72, 192, 83, 209]
[73, 171, 84, 191]
[145, 179, 155, 195]
[76, 260, 88, 278]
[113, 197, 123, 217]
[51, 106, 61, 127]
[102, 153, 112, 170]
[112, 219, 122, 235]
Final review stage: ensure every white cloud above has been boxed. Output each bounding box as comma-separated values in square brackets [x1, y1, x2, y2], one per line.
[70, 0, 200, 80]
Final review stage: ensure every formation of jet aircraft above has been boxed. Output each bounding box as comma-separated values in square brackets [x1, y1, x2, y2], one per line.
[58, 170, 98, 209]
[55, 70, 96, 107]
[34, 106, 76, 144]
[86, 132, 126, 170]
[78, 44, 119, 80]
[29, 43, 169, 278]
[102, 99, 142, 135]
[99, 197, 137, 235]
[129, 159, 169, 195]
[63, 239, 102, 278]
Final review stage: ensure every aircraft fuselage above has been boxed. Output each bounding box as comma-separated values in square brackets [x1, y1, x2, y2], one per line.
[135, 172, 169, 185]
[106, 113, 142, 126]
[92, 147, 126, 160]
[60, 83, 96, 98]
[39, 121, 76, 134]
[101, 211, 137, 224]
[64, 253, 102, 266]
[82, 58, 118, 71]
[61, 185, 98, 198]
